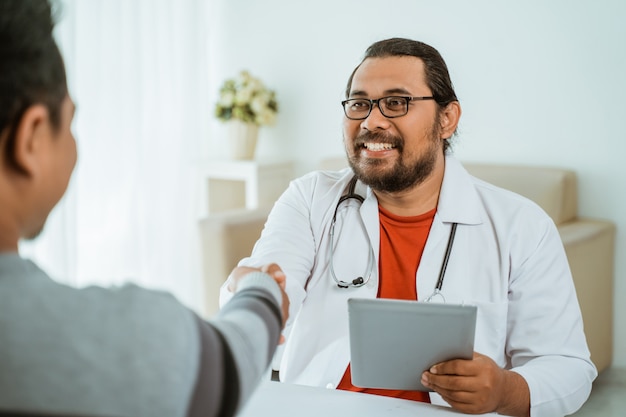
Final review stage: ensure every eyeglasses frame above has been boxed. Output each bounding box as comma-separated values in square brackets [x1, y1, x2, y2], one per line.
[341, 95, 436, 120]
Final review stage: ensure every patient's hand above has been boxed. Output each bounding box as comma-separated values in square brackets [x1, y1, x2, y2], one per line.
[230, 264, 290, 343]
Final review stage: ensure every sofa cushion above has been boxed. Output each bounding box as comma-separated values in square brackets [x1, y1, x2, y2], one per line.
[462, 163, 578, 226]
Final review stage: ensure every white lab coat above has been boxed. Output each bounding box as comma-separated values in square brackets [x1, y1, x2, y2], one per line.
[220, 156, 596, 417]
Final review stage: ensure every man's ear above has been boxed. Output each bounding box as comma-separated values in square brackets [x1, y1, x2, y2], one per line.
[12, 104, 50, 176]
[439, 101, 462, 139]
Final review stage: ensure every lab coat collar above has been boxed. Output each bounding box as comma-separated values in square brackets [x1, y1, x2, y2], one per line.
[353, 155, 483, 226]
[437, 156, 483, 226]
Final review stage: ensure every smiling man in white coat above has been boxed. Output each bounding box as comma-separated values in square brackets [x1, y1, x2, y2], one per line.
[220, 38, 596, 417]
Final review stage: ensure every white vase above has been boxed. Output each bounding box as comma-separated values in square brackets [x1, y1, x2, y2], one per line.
[227, 120, 259, 160]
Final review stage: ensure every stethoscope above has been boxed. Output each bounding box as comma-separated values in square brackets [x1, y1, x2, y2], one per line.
[328, 176, 458, 302]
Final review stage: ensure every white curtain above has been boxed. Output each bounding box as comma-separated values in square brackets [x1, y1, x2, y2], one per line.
[20, 0, 212, 315]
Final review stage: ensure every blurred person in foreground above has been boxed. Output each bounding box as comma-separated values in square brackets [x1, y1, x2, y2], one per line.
[0, 1, 288, 416]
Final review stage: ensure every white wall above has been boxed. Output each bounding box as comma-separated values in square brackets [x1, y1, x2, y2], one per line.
[209, 0, 626, 367]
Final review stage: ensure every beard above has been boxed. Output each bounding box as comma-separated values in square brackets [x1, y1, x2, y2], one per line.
[346, 120, 442, 193]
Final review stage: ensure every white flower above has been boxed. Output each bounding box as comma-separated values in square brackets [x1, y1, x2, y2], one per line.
[250, 95, 268, 114]
[215, 70, 278, 126]
[235, 87, 253, 104]
[255, 108, 276, 126]
[219, 91, 235, 106]
[247, 78, 262, 92]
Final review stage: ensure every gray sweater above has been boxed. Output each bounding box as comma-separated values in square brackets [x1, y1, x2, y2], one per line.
[0, 253, 282, 417]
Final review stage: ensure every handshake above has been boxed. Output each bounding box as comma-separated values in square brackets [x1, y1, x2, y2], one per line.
[228, 263, 290, 344]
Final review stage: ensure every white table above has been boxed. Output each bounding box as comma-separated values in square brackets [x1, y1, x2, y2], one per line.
[238, 381, 496, 416]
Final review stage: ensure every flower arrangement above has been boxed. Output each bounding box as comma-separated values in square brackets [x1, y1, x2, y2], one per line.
[215, 70, 278, 126]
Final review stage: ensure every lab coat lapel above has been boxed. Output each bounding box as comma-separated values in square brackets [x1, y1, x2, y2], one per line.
[417, 157, 484, 300]
[358, 182, 380, 283]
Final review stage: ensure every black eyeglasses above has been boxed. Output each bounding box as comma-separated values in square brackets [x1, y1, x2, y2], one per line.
[341, 95, 435, 120]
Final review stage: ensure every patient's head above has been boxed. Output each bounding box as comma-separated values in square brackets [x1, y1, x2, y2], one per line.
[0, 0, 76, 244]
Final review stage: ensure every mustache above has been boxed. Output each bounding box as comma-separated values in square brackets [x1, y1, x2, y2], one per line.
[354, 131, 403, 149]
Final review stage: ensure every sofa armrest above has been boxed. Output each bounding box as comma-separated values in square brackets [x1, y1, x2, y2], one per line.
[558, 218, 616, 372]
[199, 207, 271, 316]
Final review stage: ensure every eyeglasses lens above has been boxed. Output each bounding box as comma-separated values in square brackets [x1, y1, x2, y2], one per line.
[342, 96, 409, 120]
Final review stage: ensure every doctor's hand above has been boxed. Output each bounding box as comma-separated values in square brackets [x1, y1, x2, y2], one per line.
[420, 352, 530, 417]
[229, 264, 290, 344]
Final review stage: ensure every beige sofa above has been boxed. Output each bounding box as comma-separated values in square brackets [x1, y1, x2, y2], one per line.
[199, 159, 616, 373]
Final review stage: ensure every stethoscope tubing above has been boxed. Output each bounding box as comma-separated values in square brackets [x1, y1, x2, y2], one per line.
[328, 176, 458, 296]
[329, 177, 374, 288]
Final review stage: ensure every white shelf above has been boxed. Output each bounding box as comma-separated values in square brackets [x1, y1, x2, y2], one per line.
[198, 159, 294, 215]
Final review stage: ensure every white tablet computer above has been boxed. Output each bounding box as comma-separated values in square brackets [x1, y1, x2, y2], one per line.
[348, 298, 477, 392]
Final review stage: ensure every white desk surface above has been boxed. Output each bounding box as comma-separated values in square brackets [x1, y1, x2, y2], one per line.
[239, 381, 495, 416]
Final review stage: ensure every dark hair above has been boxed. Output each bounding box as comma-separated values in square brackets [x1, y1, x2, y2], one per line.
[345, 38, 459, 152]
[345, 38, 458, 106]
[0, 0, 67, 171]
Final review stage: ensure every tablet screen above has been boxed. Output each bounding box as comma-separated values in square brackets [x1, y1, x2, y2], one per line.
[348, 298, 477, 391]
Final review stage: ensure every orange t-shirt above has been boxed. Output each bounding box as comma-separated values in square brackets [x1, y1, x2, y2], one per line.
[337, 204, 436, 403]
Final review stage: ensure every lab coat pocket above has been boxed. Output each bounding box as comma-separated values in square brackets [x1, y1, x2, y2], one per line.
[471, 301, 508, 367]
